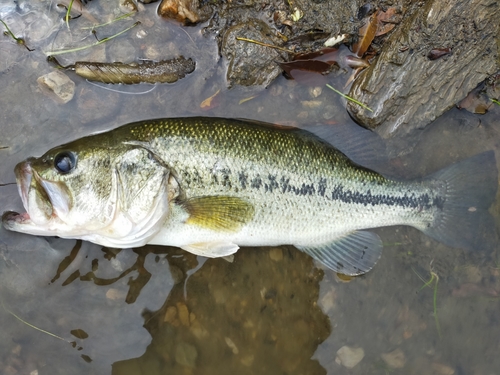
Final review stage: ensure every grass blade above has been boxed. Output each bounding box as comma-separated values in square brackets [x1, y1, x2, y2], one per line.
[326, 84, 373, 112]
[46, 21, 140, 56]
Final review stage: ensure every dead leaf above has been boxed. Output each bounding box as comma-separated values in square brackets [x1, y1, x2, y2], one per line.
[200, 89, 221, 110]
[292, 47, 339, 62]
[279, 59, 337, 79]
[378, 7, 401, 24]
[352, 10, 379, 57]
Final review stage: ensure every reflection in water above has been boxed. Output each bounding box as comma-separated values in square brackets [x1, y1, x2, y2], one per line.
[112, 246, 329, 375]
[0, 237, 330, 374]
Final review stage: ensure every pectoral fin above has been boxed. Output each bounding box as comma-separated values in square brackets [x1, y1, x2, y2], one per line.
[181, 241, 240, 257]
[182, 196, 254, 232]
[296, 230, 383, 276]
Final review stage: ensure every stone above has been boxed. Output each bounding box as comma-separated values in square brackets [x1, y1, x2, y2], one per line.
[335, 346, 365, 369]
[175, 342, 198, 367]
[177, 302, 190, 327]
[269, 248, 283, 262]
[431, 362, 455, 375]
[37, 71, 75, 104]
[381, 348, 406, 369]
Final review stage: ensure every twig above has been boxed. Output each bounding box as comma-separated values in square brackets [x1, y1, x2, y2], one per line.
[236, 37, 294, 54]
[46, 21, 140, 56]
[490, 98, 500, 106]
[326, 84, 373, 112]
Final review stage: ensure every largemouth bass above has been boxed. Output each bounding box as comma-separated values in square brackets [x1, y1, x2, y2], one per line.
[2, 118, 497, 275]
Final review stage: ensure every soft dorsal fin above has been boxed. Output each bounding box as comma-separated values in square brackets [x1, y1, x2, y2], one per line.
[296, 230, 383, 276]
[182, 195, 255, 232]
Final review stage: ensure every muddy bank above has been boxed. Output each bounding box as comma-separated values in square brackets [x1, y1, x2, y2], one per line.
[348, 0, 500, 137]
[159, 0, 499, 136]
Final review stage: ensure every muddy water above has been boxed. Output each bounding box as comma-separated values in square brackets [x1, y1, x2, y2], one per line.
[0, 1, 499, 375]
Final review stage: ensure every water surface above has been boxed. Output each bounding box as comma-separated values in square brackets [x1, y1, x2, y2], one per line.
[0, 2, 499, 374]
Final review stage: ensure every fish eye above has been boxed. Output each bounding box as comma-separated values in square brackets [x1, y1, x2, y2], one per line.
[54, 151, 77, 174]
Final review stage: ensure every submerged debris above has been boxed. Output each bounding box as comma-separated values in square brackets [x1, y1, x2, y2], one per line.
[50, 56, 196, 84]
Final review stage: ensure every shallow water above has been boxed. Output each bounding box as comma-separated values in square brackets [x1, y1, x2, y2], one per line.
[0, 1, 499, 374]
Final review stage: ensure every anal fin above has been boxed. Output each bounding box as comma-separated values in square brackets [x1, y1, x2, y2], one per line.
[296, 231, 383, 276]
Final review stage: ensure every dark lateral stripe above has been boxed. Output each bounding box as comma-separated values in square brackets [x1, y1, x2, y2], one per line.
[246, 173, 443, 210]
[331, 185, 444, 209]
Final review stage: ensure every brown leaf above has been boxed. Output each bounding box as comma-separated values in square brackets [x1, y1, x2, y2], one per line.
[200, 89, 221, 110]
[352, 10, 379, 57]
[292, 47, 339, 62]
[377, 7, 401, 24]
[279, 60, 337, 79]
[376, 22, 395, 36]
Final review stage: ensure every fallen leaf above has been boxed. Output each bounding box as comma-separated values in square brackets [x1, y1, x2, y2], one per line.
[279, 59, 337, 79]
[200, 89, 221, 110]
[378, 7, 401, 24]
[352, 10, 379, 57]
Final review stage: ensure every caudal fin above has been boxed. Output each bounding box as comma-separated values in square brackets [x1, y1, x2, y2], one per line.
[423, 151, 498, 251]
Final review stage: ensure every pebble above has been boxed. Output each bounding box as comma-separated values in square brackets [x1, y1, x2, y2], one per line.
[189, 320, 209, 339]
[240, 354, 254, 367]
[176, 302, 190, 327]
[37, 71, 75, 104]
[431, 362, 455, 375]
[381, 348, 406, 369]
[164, 306, 177, 323]
[335, 346, 365, 369]
[106, 288, 126, 301]
[309, 86, 322, 98]
[464, 266, 482, 284]
[301, 100, 322, 108]
[224, 337, 239, 354]
[269, 248, 283, 262]
[175, 342, 198, 367]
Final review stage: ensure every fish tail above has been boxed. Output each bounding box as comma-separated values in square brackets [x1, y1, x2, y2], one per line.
[422, 151, 498, 251]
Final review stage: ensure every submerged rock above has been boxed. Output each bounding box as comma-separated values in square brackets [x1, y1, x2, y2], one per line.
[347, 0, 499, 137]
[37, 71, 75, 104]
[335, 345, 365, 369]
[221, 19, 285, 87]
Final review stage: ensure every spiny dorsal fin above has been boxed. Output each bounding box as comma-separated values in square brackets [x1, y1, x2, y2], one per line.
[182, 195, 255, 232]
[296, 230, 383, 276]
